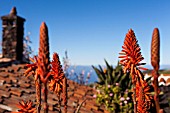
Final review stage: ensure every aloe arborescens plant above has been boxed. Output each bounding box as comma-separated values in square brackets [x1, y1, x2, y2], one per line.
[39, 22, 50, 113]
[151, 28, 161, 113]
[119, 29, 153, 113]
[24, 22, 51, 113]
[49, 53, 67, 113]
[18, 22, 67, 113]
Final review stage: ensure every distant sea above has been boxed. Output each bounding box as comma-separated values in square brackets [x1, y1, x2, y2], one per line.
[66, 65, 98, 84]
[66, 65, 170, 84]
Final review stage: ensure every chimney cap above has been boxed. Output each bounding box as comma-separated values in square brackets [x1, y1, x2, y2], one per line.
[10, 7, 17, 15]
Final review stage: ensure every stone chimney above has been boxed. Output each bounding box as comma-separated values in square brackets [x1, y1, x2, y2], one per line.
[1, 7, 25, 61]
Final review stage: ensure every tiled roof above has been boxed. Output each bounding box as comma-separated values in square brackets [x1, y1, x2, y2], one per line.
[0, 64, 108, 113]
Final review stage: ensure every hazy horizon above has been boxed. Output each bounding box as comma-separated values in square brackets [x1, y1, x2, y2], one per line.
[67, 64, 170, 70]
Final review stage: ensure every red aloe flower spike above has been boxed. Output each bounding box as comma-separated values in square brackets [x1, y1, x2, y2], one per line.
[137, 86, 149, 113]
[119, 29, 148, 113]
[39, 22, 50, 113]
[119, 29, 147, 81]
[23, 22, 51, 113]
[136, 81, 152, 102]
[136, 80, 152, 112]
[48, 53, 65, 112]
[151, 28, 160, 71]
[151, 28, 161, 113]
[39, 22, 50, 70]
[49, 53, 65, 94]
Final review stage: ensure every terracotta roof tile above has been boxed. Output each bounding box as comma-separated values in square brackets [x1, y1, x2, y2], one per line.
[0, 64, 108, 112]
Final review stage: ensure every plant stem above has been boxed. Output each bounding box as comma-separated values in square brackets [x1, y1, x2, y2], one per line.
[152, 70, 160, 113]
[63, 77, 67, 113]
[75, 99, 86, 113]
[131, 73, 137, 113]
[43, 82, 48, 113]
[35, 77, 41, 113]
[127, 103, 129, 113]
[133, 82, 137, 113]
[57, 93, 61, 113]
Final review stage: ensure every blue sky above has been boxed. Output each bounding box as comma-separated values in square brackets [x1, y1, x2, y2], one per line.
[0, 0, 170, 66]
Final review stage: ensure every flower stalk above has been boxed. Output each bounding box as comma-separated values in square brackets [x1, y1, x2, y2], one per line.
[24, 22, 50, 113]
[35, 78, 41, 113]
[39, 22, 50, 113]
[49, 53, 67, 112]
[15, 22, 68, 113]
[151, 28, 160, 113]
[119, 29, 149, 113]
[63, 77, 68, 113]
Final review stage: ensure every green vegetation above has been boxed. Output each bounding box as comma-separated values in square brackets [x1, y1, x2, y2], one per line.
[92, 60, 133, 113]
